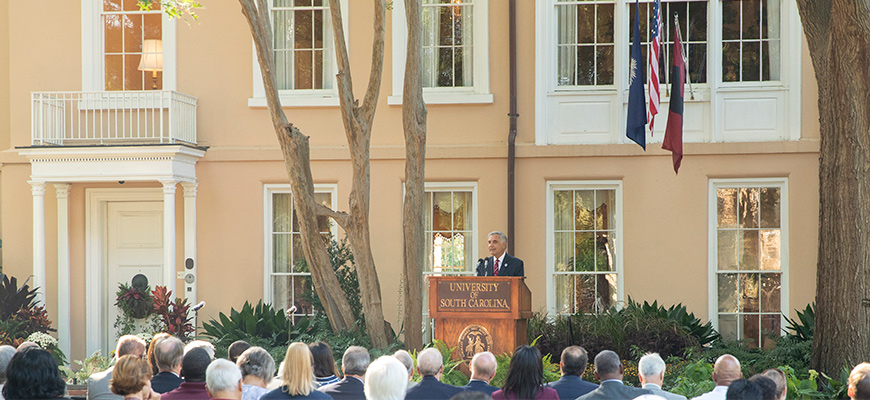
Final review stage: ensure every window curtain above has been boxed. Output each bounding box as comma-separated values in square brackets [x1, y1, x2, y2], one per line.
[557, 3, 577, 86]
[765, 0, 780, 80]
[461, 1, 474, 87]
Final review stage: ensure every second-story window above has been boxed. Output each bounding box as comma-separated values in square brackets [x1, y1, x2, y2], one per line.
[422, 0, 474, 88]
[722, 0, 781, 82]
[629, 0, 708, 85]
[272, 0, 335, 90]
[102, 0, 163, 90]
[556, 0, 615, 86]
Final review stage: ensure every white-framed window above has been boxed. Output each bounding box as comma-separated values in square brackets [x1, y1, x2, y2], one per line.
[708, 178, 788, 348]
[389, 0, 492, 105]
[421, 182, 478, 341]
[535, 0, 801, 145]
[249, 0, 349, 107]
[264, 184, 337, 318]
[546, 181, 623, 315]
[82, 0, 178, 91]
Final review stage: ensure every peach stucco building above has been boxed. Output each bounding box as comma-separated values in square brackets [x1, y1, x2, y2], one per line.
[0, 0, 819, 361]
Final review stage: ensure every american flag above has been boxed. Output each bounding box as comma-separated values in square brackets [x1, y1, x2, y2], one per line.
[647, 0, 662, 132]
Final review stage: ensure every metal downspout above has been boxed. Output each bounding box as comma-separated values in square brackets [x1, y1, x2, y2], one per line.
[508, 0, 518, 251]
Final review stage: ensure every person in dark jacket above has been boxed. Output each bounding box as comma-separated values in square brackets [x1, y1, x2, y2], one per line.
[318, 346, 369, 400]
[460, 352, 499, 395]
[405, 348, 464, 400]
[547, 346, 598, 400]
[150, 336, 184, 394]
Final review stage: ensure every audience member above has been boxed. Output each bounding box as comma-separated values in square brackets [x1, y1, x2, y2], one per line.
[0, 345, 16, 400]
[638, 353, 686, 400]
[691, 354, 742, 400]
[2, 346, 67, 400]
[88, 334, 147, 400]
[184, 340, 216, 360]
[261, 342, 331, 399]
[450, 391, 492, 400]
[364, 356, 408, 400]
[392, 350, 416, 390]
[146, 333, 171, 376]
[237, 346, 276, 400]
[577, 350, 651, 400]
[849, 363, 870, 400]
[492, 345, 558, 400]
[206, 359, 243, 400]
[310, 342, 340, 387]
[150, 336, 184, 394]
[268, 362, 286, 391]
[161, 347, 211, 400]
[760, 369, 786, 400]
[15, 342, 39, 352]
[461, 352, 499, 395]
[725, 379, 762, 400]
[406, 348, 464, 400]
[747, 375, 776, 400]
[547, 346, 598, 399]
[319, 346, 369, 400]
[229, 341, 252, 364]
[109, 355, 157, 400]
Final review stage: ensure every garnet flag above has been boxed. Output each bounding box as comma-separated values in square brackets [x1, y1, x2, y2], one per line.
[662, 16, 684, 174]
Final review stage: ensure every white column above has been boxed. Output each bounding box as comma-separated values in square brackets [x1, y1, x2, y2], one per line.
[29, 181, 46, 305]
[159, 179, 179, 296]
[54, 183, 71, 362]
[181, 182, 197, 306]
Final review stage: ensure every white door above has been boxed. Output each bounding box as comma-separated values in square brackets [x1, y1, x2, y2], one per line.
[106, 201, 164, 346]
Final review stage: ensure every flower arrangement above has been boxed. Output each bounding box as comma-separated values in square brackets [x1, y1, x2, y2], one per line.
[26, 331, 67, 366]
[0, 274, 55, 347]
[151, 286, 194, 340]
[115, 282, 154, 319]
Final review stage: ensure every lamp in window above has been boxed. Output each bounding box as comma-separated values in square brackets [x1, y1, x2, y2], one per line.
[138, 39, 163, 90]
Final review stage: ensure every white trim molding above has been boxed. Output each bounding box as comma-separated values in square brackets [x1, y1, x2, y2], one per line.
[546, 180, 624, 315]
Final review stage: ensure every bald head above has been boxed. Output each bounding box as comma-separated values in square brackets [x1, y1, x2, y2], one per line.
[713, 354, 743, 386]
[417, 348, 443, 377]
[469, 352, 497, 382]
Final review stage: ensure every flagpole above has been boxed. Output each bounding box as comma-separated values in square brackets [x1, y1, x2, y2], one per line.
[674, 12, 694, 100]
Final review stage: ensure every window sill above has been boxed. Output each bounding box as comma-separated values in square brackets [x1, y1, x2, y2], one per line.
[248, 96, 340, 108]
[387, 92, 494, 105]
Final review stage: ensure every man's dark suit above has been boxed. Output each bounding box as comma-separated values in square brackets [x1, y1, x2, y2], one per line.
[475, 254, 524, 277]
[576, 380, 652, 400]
[318, 376, 365, 400]
[405, 376, 464, 400]
[461, 380, 499, 395]
[546, 375, 599, 400]
[150, 371, 183, 394]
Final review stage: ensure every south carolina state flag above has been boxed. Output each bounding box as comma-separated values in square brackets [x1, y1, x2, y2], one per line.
[626, 0, 646, 150]
[662, 23, 684, 174]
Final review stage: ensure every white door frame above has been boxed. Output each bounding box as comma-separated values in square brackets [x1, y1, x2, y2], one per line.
[85, 188, 163, 355]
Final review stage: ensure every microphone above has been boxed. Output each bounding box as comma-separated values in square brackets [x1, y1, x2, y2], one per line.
[477, 258, 486, 276]
[191, 301, 206, 312]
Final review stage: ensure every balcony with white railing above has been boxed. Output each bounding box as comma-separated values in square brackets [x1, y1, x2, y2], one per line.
[31, 91, 197, 146]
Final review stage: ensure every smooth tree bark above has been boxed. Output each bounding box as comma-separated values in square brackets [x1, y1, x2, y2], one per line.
[795, 0, 870, 374]
[400, 0, 427, 352]
[238, 0, 393, 346]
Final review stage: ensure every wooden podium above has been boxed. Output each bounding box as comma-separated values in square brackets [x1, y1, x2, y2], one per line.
[428, 276, 532, 361]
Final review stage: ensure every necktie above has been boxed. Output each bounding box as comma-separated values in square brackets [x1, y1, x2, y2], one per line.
[493, 258, 500, 276]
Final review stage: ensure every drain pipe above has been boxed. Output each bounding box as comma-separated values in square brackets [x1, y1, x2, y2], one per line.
[507, 0, 518, 251]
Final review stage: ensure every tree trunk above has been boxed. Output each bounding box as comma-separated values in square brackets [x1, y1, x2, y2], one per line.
[796, 0, 870, 375]
[239, 0, 355, 332]
[401, 0, 427, 352]
[327, 0, 391, 348]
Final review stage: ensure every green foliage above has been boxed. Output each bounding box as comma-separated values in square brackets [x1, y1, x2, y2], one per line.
[488, 340, 560, 389]
[0, 274, 55, 346]
[784, 303, 815, 342]
[137, 0, 202, 23]
[202, 300, 311, 358]
[302, 238, 363, 321]
[433, 340, 469, 386]
[297, 314, 403, 367]
[114, 282, 160, 338]
[60, 351, 112, 385]
[667, 358, 716, 398]
[704, 336, 813, 378]
[623, 297, 720, 346]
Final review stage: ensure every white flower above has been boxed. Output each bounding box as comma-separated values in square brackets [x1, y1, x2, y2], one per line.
[26, 332, 58, 349]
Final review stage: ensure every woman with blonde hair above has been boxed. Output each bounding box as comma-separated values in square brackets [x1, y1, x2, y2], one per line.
[261, 343, 332, 400]
[111, 354, 161, 400]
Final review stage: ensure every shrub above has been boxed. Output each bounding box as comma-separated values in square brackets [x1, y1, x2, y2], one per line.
[300, 237, 363, 321]
[60, 351, 111, 384]
[151, 286, 194, 341]
[0, 274, 55, 346]
[784, 303, 814, 342]
[202, 300, 311, 362]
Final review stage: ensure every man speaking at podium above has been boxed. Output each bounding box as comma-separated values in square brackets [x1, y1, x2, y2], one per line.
[476, 231, 524, 277]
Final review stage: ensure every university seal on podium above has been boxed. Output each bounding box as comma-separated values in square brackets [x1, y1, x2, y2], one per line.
[458, 324, 493, 360]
